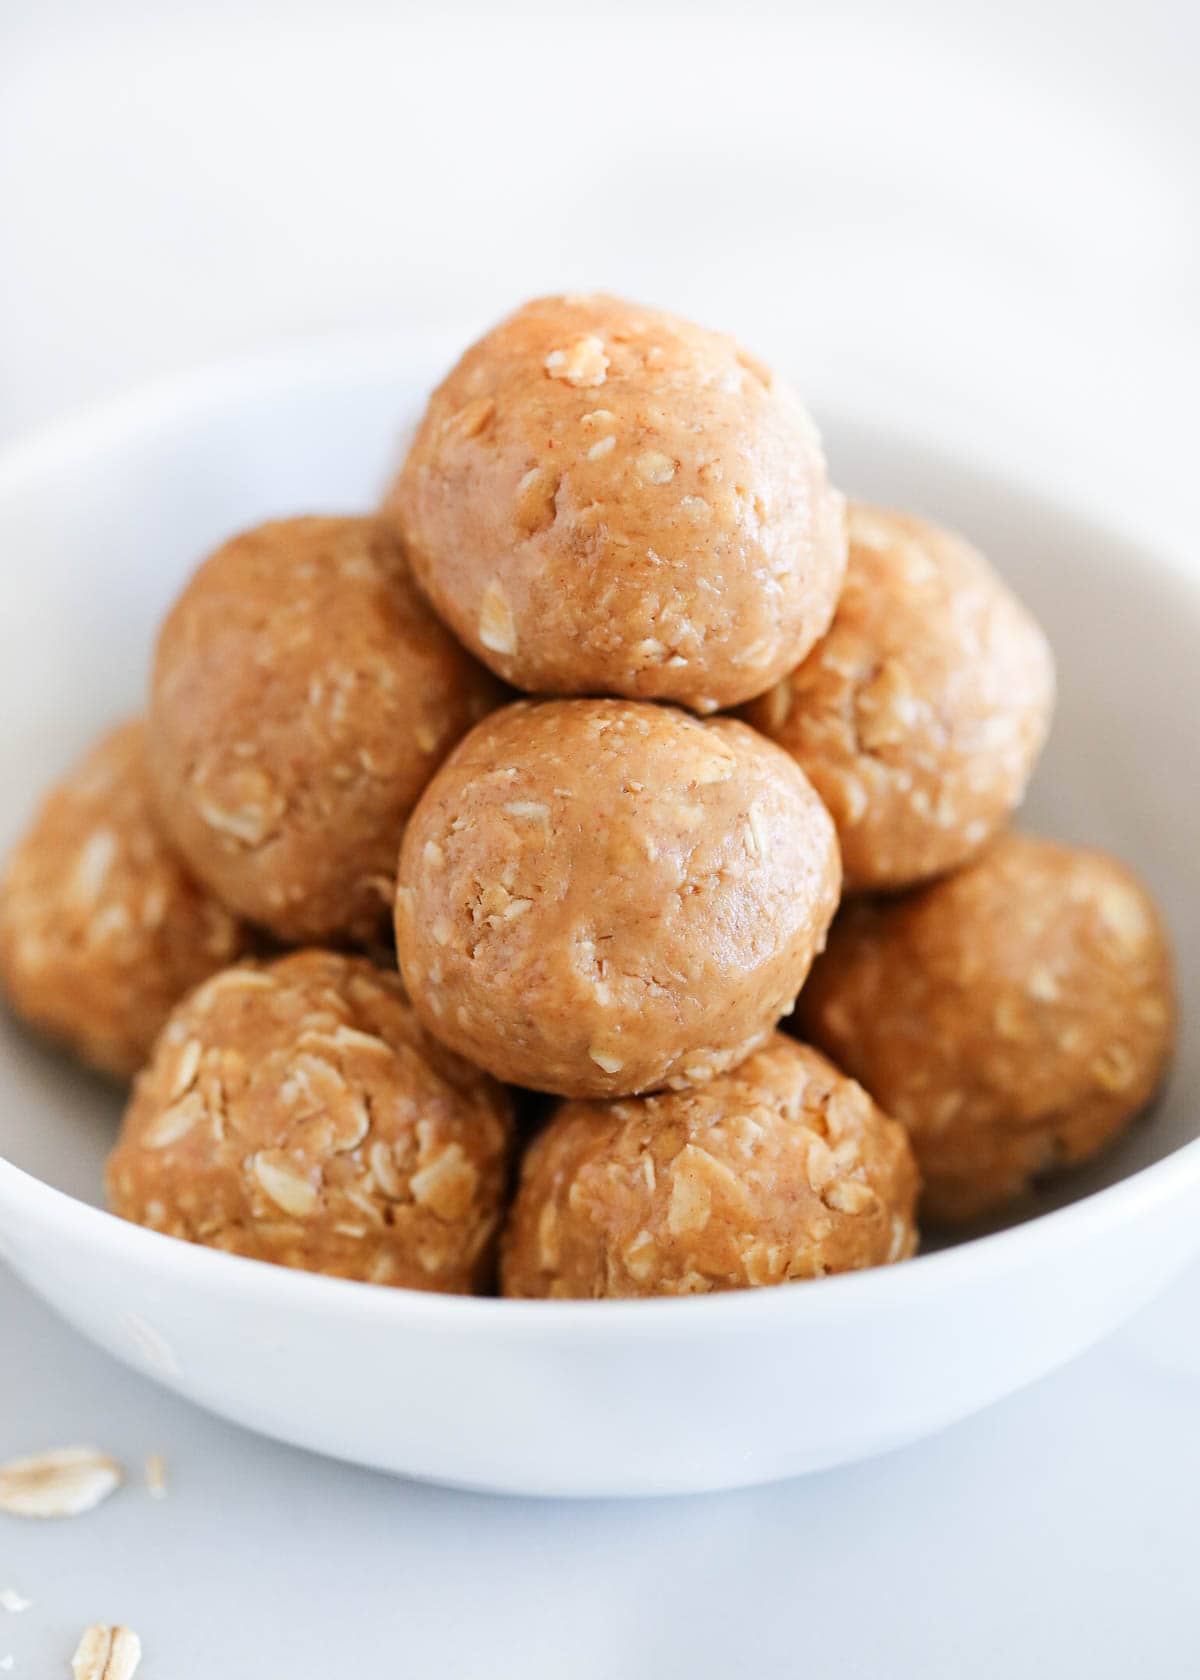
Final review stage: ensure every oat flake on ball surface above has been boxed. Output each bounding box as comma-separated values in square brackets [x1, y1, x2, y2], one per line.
[384, 293, 847, 713]
[501, 1036, 919, 1298]
[107, 951, 514, 1292]
[148, 515, 502, 946]
[0, 719, 248, 1080]
[797, 832, 1175, 1224]
[394, 698, 842, 1099]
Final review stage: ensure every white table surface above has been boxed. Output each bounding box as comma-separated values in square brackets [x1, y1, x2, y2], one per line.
[2, 3, 1199, 1674]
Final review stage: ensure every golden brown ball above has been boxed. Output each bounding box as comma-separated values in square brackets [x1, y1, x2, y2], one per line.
[0, 720, 248, 1079]
[796, 833, 1175, 1223]
[385, 293, 846, 713]
[395, 699, 842, 1098]
[107, 951, 514, 1291]
[148, 515, 501, 945]
[742, 504, 1055, 891]
[501, 1035, 918, 1298]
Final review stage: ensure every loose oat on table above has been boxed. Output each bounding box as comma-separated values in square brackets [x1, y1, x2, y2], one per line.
[0, 1590, 29, 1614]
[395, 698, 842, 1098]
[0, 720, 249, 1080]
[383, 293, 847, 713]
[797, 831, 1176, 1224]
[741, 503, 1055, 892]
[147, 515, 502, 945]
[0, 1447, 123, 1519]
[143, 1454, 167, 1500]
[501, 1034, 918, 1297]
[107, 950, 514, 1291]
[71, 1625, 141, 1680]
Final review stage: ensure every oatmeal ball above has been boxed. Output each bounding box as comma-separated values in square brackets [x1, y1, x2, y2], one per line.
[742, 504, 1055, 891]
[107, 950, 514, 1292]
[501, 1035, 918, 1298]
[0, 720, 248, 1080]
[148, 516, 501, 945]
[796, 833, 1175, 1224]
[384, 293, 846, 713]
[395, 698, 842, 1098]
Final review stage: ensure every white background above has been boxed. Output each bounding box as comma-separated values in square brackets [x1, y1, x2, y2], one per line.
[2, 2, 1199, 1675]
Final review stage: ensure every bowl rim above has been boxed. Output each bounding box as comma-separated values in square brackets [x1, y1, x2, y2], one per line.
[1, 329, 1197, 1338]
[5, 1133, 1200, 1336]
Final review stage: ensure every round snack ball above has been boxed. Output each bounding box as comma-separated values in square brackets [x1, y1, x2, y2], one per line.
[148, 515, 501, 945]
[385, 293, 846, 713]
[107, 950, 514, 1292]
[500, 1035, 918, 1298]
[742, 504, 1055, 891]
[395, 698, 842, 1098]
[0, 720, 248, 1080]
[796, 832, 1175, 1224]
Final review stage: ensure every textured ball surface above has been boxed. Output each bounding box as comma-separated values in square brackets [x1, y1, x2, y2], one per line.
[797, 833, 1175, 1222]
[501, 1035, 918, 1298]
[742, 504, 1054, 891]
[148, 515, 501, 943]
[0, 719, 247, 1079]
[386, 293, 846, 712]
[395, 698, 842, 1098]
[107, 951, 514, 1291]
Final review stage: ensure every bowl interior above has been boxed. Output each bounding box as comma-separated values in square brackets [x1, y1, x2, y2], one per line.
[0, 344, 1196, 1239]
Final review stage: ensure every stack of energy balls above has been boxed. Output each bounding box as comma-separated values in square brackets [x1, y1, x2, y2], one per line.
[0, 295, 1176, 1300]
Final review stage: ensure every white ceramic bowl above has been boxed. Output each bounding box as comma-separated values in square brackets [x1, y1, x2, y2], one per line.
[0, 337, 1196, 1498]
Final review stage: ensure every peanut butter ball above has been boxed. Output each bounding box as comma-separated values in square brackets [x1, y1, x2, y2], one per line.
[148, 516, 501, 945]
[395, 699, 842, 1098]
[384, 293, 846, 713]
[501, 1035, 918, 1298]
[797, 833, 1175, 1224]
[107, 951, 514, 1292]
[742, 505, 1055, 891]
[0, 720, 248, 1080]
